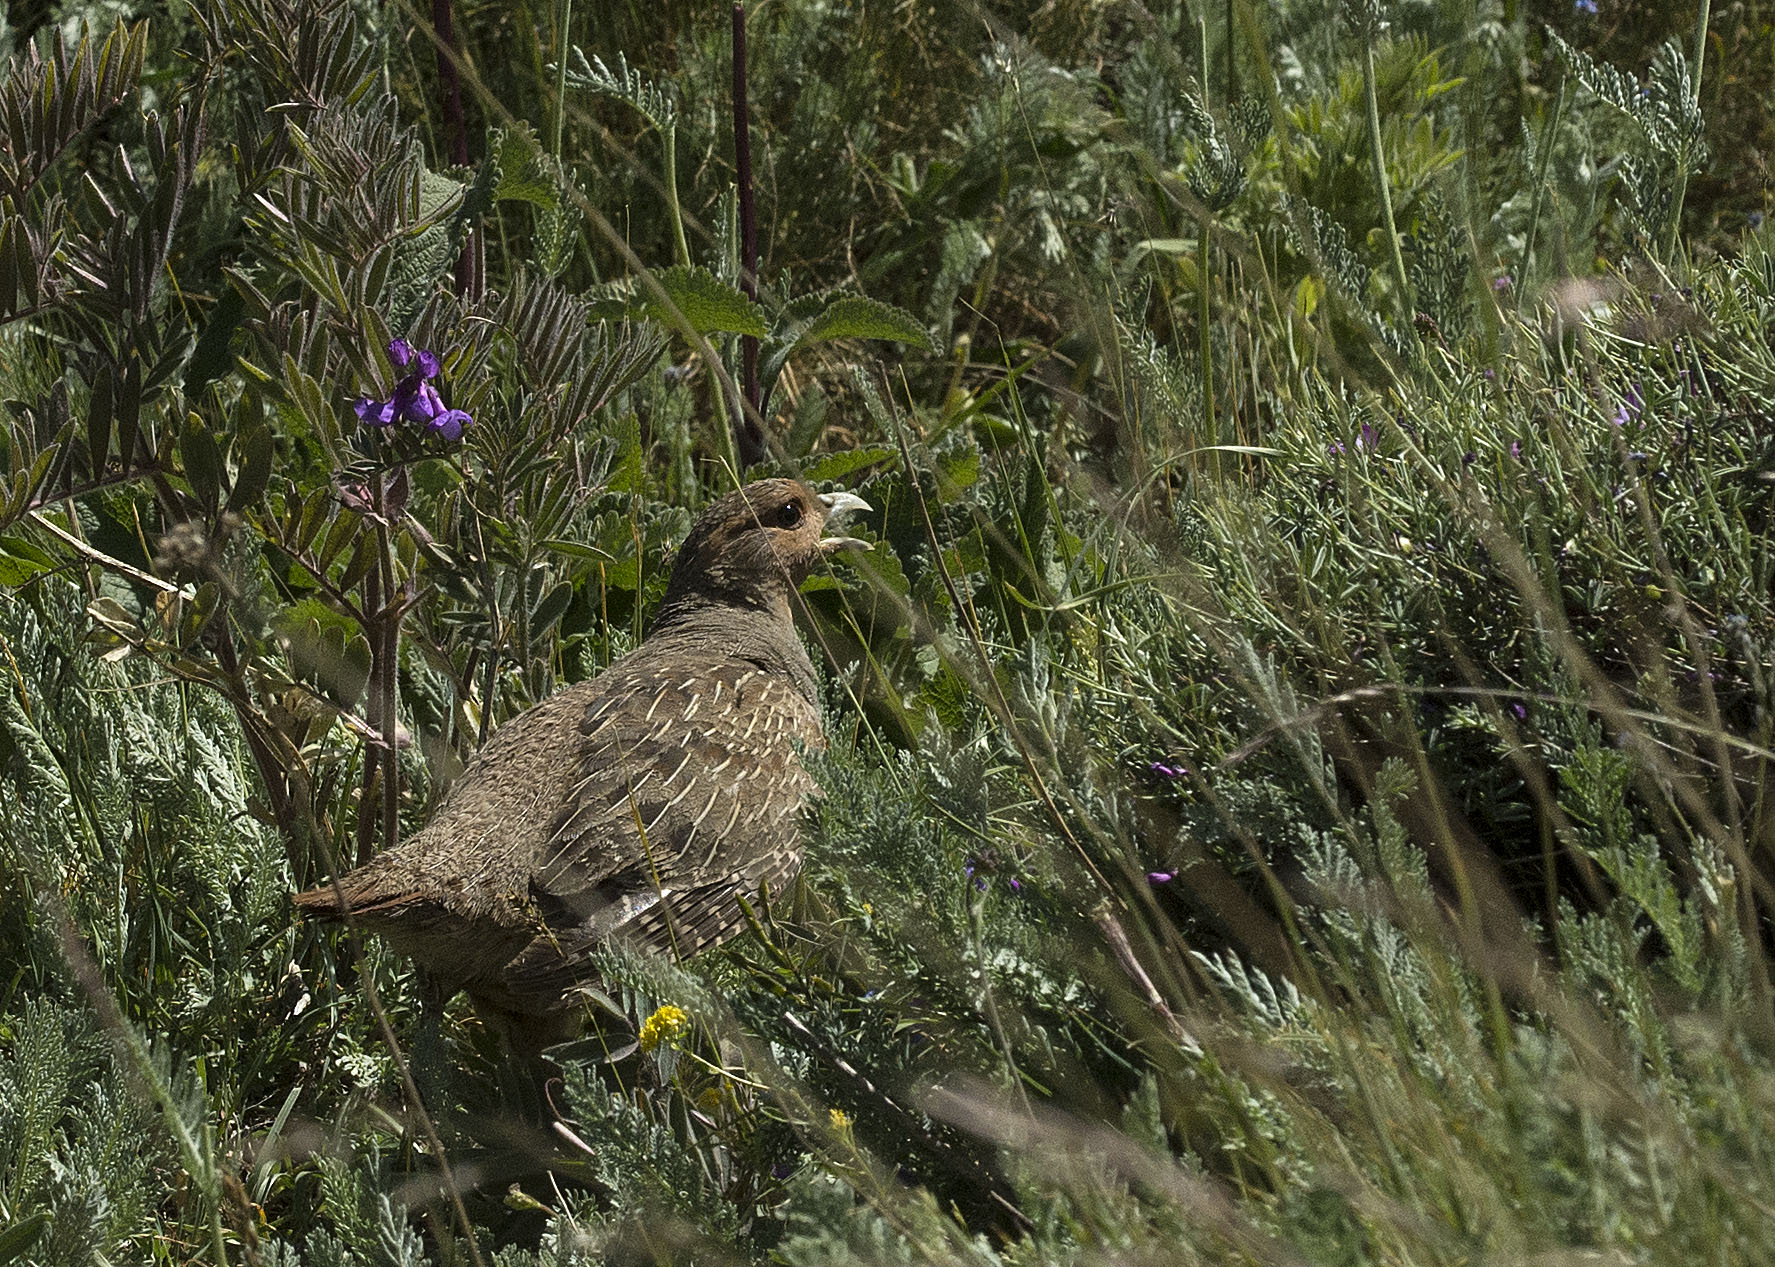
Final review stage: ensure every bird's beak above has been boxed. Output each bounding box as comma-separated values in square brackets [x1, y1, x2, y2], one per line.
[818, 490, 873, 552]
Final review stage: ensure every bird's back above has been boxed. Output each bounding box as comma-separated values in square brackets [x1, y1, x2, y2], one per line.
[295, 618, 823, 1018]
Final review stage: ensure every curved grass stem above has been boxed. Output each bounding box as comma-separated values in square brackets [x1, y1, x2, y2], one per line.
[1362, 43, 1413, 322]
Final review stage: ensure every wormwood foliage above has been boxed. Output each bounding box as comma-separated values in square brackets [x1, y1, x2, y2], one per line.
[3, 1, 1775, 1265]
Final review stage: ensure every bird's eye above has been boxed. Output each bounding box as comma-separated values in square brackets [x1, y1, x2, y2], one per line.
[774, 499, 804, 528]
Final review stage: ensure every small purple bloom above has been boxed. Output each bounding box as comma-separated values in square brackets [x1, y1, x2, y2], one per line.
[354, 396, 398, 427]
[974, 876, 988, 892]
[1574, 0, 1597, 12]
[353, 337, 473, 440]
[1357, 420, 1378, 451]
[1611, 385, 1643, 429]
[1492, 275, 1512, 292]
[428, 409, 474, 441]
[1328, 441, 1346, 457]
[1509, 702, 1528, 721]
[1461, 451, 1477, 466]
[1008, 878, 1022, 893]
[1751, 211, 1765, 230]
[1147, 871, 1175, 885]
[1509, 439, 1523, 459]
[1149, 760, 1186, 779]
[1483, 368, 1496, 381]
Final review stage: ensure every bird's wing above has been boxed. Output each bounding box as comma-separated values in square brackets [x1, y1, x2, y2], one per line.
[498, 658, 819, 1000]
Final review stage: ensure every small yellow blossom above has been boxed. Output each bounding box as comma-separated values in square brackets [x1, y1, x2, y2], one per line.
[829, 1108, 853, 1131]
[638, 1004, 689, 1053]
[697, 1086, 725, 1112]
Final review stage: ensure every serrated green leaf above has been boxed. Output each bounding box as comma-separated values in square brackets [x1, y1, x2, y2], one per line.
[802, 446, 896, 484]
[492, 124, 559, 208]
[795, 295, 931, 349]
[388, 168, 468, 330]
[642, 266, 768, 337]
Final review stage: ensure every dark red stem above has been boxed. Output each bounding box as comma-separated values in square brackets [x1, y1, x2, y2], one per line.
[431, 0, 481, 298]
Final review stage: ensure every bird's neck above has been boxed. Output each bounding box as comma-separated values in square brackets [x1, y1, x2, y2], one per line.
[646, 595, 820, 703]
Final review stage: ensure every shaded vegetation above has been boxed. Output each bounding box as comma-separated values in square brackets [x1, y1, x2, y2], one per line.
[3, 0, 1775, 1263]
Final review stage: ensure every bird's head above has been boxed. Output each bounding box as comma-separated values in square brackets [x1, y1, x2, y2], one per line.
[659, 478, 872, 621]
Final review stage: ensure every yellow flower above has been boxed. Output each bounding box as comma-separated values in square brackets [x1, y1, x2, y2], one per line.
[829, 1108, 853, 1131]
[638, 1004, 689, 1053]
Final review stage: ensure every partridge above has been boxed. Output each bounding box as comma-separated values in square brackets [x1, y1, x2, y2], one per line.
[294, 478, 869, 1041]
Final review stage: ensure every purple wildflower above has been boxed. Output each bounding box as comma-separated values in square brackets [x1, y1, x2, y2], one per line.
[1147, 871, 1175, 885]
[1461, 451, 1477, 466]
[1149, 760, 1187, 779]
[1509, 702, 1528, 721]
[1610, 385, 1643, 429]
[353, 338, 473, 440]
[1574, 0, 1597, 12]
[428, 409, 474, 441]
[1357, 420, 1378, 451]
[1492, 274, 1512, 292]
[1008, 878, 1022, 893]
[1509, 439, 1523, 459]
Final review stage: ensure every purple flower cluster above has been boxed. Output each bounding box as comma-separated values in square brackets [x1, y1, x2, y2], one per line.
[354, 338, 474, 440]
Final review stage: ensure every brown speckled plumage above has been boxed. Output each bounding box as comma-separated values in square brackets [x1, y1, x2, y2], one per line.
[294, 478, 868, 1038]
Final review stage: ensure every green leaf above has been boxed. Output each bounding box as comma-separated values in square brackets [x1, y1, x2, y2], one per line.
[795, 295, 931, 349]
[530, 580, 574, 636]
[539, 538, 614, 563]
[492, 124, 559, 209]
[388, 168, 468, 330]
[803, 446, 896, 483]
[0, 535, 54, 587]
[0, 1211, 49, 1263]
[181, 417, 222, 512]
[643, 266, 768, 337]
[183, 286, 245, 397]
[228, 424, 274, 512]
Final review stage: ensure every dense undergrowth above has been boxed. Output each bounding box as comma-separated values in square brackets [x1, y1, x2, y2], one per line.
[3, 0, 1775, 1263]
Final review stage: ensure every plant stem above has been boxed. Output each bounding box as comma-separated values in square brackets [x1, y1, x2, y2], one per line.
[1362, 42, 1413, 322]
[1664, 0, 1712, 262]
[662, 124, 691, 269]
[1224, 0, 1237, 101]
[734, 2, 763, 461]
[379, 516, 399, 860]
[1520, 81, 1565, 313]
[550, 0, 572, 158]
[1197, 19, 1217, 471]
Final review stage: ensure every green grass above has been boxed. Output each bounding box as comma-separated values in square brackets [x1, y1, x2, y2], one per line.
[3, 0, 1775, 1263]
